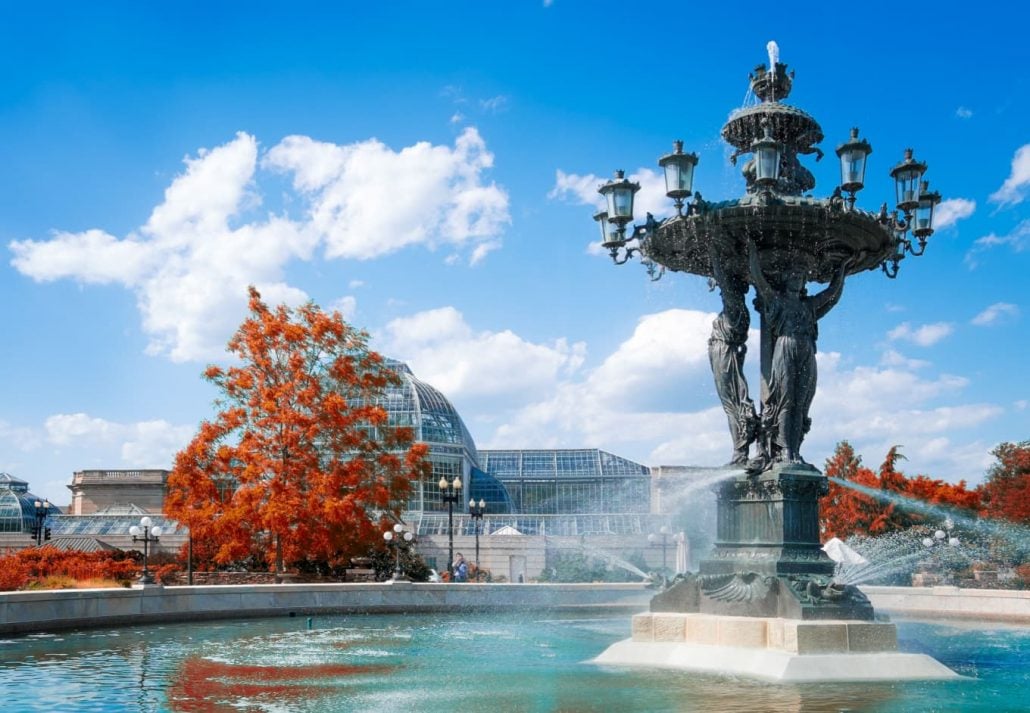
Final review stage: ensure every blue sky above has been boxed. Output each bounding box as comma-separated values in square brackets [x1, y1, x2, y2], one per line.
[1, 2, 1027, 504]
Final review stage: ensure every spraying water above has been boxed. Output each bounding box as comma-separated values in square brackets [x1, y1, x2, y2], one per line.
[657, 466, 745, 513]
[577, 542, 649, 579]
[827, 476, 1030, 549]
[766, 40, 779, 71]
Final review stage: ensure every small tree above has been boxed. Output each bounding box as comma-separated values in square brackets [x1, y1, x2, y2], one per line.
[821, 441, 881, 539]
[165, 287, 429, 574]
[979, 441, 1030, 525]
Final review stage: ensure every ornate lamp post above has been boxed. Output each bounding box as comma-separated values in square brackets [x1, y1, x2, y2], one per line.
[468, 498, 486, 580]
[129, 516, 162, 585]
[647, 525, 672, 574]
[31, 499, 51, 547]
[438, 475, 462, 573]
[596, 43, 944, 620]
[383, 523, 415, 582]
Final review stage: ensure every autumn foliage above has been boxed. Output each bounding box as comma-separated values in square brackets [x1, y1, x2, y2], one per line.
[0, 547, 142, 591]
[821, 441, 982, 540]
[978, 441, 1030, 525]
[164, 287, 429, 574]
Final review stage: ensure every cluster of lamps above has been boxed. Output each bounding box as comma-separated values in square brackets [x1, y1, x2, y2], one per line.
[31, 499, 52, 546]
[593, 130, 941, 279]
[922, 518, 959, 549]
[383, 522, 415, 581]
[129, 516, 163, 585]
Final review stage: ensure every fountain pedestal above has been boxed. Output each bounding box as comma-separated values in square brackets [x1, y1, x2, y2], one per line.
[594, 612, 959, 681]
[653, 465, 873, 620]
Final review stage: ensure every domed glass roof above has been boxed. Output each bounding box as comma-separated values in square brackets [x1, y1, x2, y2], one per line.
[379, 359, 479, 464]
[0, 473, 61, 534]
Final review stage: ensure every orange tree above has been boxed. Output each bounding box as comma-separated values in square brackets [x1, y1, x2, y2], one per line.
[978, 441, 1030, 525]
[821, 442, 981, 539]
[164, 287, 429, 574]
[820, 441, 881, 539]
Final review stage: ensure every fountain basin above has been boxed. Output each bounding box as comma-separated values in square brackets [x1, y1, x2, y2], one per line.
[595, 612, 959, 681]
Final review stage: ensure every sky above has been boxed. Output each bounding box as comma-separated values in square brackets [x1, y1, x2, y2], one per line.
[0, 2, 1027, 505]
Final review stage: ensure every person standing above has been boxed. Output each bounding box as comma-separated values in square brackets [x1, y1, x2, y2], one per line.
[452, 553, 469, 582]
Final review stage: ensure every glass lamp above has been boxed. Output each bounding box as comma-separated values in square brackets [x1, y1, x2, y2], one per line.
[658, 140, 698, 214]
[598, 170, 640, 232]
[913, 181, 941, 238]
[752, 124, 782, 189]
[835, 127, 872, 194]
[593, 210, 620, 249]
[890, 148, 927, 213]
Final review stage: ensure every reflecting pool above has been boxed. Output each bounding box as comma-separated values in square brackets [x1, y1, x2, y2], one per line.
[1, 613, 1028, 712]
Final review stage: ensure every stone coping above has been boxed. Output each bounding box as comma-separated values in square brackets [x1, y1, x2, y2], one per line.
[0, 582, 651, 636]
[862, 585, 1030, 623]
[631, 612, 898, 655]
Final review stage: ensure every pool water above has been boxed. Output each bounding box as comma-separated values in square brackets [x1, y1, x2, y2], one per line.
[1, 613, 1028, 712]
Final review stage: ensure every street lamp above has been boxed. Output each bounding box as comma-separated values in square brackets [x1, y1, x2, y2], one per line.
[438, 475, 462, 573]
[468, 498, 486, 580]
[383, 522, 414, 582]
[129, 516, 163, 585]
[647, 525, 671, 574]
[31, 499, 51, 547]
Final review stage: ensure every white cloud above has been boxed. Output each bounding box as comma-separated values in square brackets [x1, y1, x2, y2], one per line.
[989, 143, 1030, 206]
[887, 321, 954, 347]
[880, 349, 930, 370]
[44, 413, 193, 469]
[971, 302, 1019, 326]
[348, 279, 365, 289]
[329, 295, 358, 321]
[955, 106, 973, 119]
[11, 129, 510, 362]
[266, 127, 509, 263]
[378, 306, 586, 403]
[933, 198, 975, 230]
[965, 219, 1030, 268]
[479, 95, 509, 113]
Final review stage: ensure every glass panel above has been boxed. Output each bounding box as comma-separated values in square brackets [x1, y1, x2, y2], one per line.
[663, 162, 680, 194]
[612, 187, 633, 218]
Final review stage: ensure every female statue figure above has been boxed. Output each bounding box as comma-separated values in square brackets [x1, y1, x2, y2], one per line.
[748, 243, 850, 465]
[708, 251, 757, 466]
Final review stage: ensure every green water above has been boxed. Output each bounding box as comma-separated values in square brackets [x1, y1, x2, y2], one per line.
[0, 613, 1028, 712]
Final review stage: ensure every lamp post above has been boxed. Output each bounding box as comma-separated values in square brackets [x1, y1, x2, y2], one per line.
[438, 475, 463, 573]
[590, 42, 943, 620]
[31, 499, 51, 547]
[468, 498, 486, 580]
[383, 523, 414, 582]
[129, 516, 163, 585]
[647, 526, 671, 574]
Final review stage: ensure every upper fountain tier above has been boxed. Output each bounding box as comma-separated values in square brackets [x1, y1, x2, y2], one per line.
[721, 62, 824, 195]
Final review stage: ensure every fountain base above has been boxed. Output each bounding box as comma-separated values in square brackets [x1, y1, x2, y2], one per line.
[594, 612, 959, 681]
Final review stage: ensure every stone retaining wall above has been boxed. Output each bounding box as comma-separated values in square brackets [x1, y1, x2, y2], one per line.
[0, 582, 652, 636]
[862, 585, 1030, 623]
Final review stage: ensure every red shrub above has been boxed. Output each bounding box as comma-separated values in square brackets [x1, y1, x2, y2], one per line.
[0, 555, 30, 591]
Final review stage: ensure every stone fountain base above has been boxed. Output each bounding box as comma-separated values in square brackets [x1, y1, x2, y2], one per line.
[593, 612, 958, 682]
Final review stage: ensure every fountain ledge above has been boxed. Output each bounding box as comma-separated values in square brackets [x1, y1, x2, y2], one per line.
[593, 612, 959, 682]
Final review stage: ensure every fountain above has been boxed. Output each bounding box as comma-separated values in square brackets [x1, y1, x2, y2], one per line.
[590, 44, 957, 680]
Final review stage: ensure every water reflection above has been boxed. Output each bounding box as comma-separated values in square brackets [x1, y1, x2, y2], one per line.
[0, 614, 1026, 712]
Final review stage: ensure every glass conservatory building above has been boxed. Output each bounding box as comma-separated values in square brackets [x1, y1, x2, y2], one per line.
[378, 359, 514, 515]
[0, 472, 61, 534]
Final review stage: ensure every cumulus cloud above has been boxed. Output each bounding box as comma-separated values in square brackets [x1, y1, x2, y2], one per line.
[11, 129, 509, 362]
[932, 198, 975, 230]
[44, 413, 193, 468]
[887, 321, 954, 347]
[971, 302, 1020, 326]
[989, 144, 1030, 206]
[266, 127, 509, 262]
[378, 306, 586, 403]
[955, 106, 973, 119]
[965, 219, 1030, 268]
